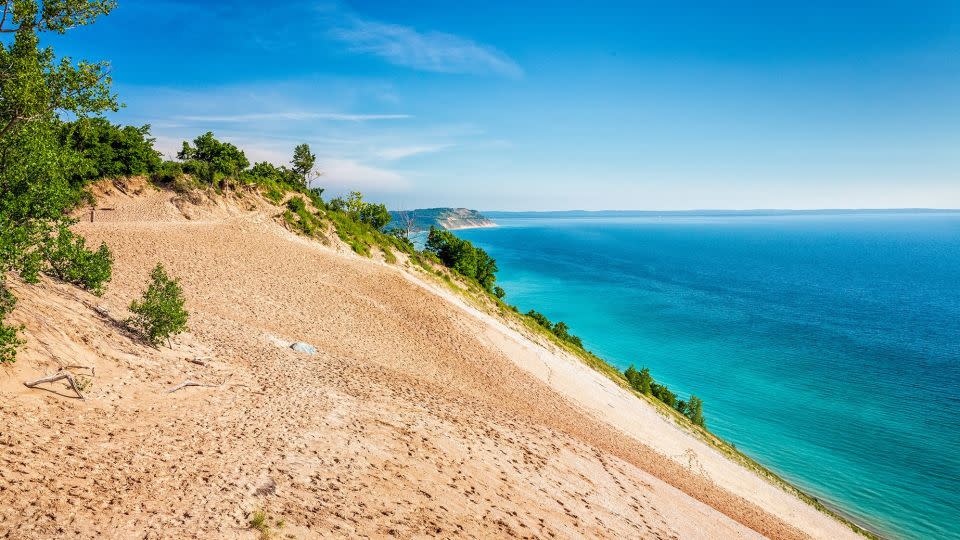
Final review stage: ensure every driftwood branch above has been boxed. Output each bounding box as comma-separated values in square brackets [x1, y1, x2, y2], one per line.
[23, 366, 95, 400]
[166, 379, 223, 394]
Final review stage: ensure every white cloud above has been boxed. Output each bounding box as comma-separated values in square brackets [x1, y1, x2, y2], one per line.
[175, 112, 411, 123]
[330, 17, 522, 78]
[320, 158, 410, 192]
[375, 144, 452, 160]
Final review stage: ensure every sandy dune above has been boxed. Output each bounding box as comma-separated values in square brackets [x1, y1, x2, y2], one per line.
[0, 182, 859, 539]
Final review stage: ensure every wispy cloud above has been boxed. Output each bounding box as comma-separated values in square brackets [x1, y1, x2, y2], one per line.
[330, 17, 522, 78]
[176, 112, 411, 123]
[375, 144, 452, 160]
[321, 158, 411, 192]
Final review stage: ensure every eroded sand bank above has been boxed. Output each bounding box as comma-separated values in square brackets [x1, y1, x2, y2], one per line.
[0, 183, 858, 539]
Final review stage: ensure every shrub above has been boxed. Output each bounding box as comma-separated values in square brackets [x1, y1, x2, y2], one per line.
[127, 263, 189, 347]
[687, 395, 705, 427]
[425, 227, 497, 291]
[286, 197, 306, 213]
[526, 309, 552, 330]
[177, 132, 249, 183]
[59, 119, 162, 185]
[151, 160, 184, 184]
[624, 365, 653, 395]
[359, 202, 391, 230]
[0, 285, 24, 364]
[493, 286, 505, 299]
[45, 226, 113, 295]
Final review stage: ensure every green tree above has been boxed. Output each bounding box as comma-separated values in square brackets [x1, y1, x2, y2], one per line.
[0, 0, 118, 362]
[127, 263, 188, 347]
[493, 286, 505, 299]
[58, 118, 160, 184]
[177, 131, 249, 183]
[425, 227, 498, 292]
[291, 143, 316, 187]
[638, 367, 652, 395]
[687, 395, 705, 427]
[525, 309, 552, 330]
[45, 224, 112, 295]
[624, 365, 640, 390]
[359, 201, 391, 230]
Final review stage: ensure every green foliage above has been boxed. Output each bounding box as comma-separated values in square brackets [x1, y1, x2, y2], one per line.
[127, 263, 188, 347]
[526, 309, 552, 329]
[151, 160, 184, 183]
[425, 227, 497, 291]
[624, 365, 702, 425]
[493, 286, 505, 299]
[524, 309, 584, 348]
[330, 192, 392, 231]
[0, 285, 24, 364]
[0, 0, 118, 364]
[625, 365, 653, 395]
[651, 382, 677, 409]
[359, 201, 390, 230]
[283, 196, 323, 237]
[44, 224, 112, 295]
[687, 395, 705, 427]
[327, 208, 412, 260]
[286, 196, 306, 213]
[290, 143, 316, 188]
[58, 118, 161, 184]
[177, 132, 249, 183]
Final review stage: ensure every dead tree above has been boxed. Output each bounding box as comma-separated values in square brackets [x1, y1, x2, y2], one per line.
[24, 366, 95, 400]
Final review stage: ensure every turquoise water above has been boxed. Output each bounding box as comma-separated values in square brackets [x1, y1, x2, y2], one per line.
[457, 213, 960, 540]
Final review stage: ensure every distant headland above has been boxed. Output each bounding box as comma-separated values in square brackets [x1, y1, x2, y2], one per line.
[389, 208, 497, 231]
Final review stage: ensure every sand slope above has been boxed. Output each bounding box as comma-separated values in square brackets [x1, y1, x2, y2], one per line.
[0, 182, 858, 539]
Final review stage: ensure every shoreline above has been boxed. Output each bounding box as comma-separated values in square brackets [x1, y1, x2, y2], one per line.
[402, 255, 869, 540]
[442, 222, 499, 231]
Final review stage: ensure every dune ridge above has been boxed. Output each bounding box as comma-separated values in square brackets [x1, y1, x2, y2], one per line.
[0, 180, 861, 539]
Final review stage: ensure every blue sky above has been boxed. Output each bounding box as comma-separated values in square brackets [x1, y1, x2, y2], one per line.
[47, 0, 958, 210]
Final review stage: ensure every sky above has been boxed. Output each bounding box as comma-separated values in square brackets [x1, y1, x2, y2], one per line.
[45, 0, 959, 210]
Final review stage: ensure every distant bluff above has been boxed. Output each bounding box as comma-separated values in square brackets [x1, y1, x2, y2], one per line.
[389, 208, 496, 232]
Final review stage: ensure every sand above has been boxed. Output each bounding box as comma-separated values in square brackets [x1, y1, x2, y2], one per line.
[0, 180, 860, 539]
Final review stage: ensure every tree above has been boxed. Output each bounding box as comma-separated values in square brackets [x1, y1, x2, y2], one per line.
[676, 400, 688, 416]
[624, 365, 640, 390]
[425, 227, 499, 292]
[687, 395, 705, 427]
[127, 263, 188, 347]
[394, 210, 417, 239]
[177, 131, 249, 183]
[525, 309, 552, 330]
[1, 0, 118, 363]
[493, 286, 505, 299]
[638, 367, 652, 395]
[359, 201, 391, 230]
[291, 143, 316, 188]
[45, 224, 112, 295]
[58, 118, 161, 184]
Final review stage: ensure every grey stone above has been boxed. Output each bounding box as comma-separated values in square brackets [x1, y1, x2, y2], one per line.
[290, 342, 317, 355]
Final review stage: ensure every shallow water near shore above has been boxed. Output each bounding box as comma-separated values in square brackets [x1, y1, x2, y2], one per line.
[458, 212, 960, 540]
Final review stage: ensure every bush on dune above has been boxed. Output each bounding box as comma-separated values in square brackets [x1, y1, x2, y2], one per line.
[425, 227, 498, 292]
[624, 364, 706, 427]
[127, 263, 189, 347]
[0, 286, 24, 364]
[59, 118, 162, 185]
[45, 225, 113, 295]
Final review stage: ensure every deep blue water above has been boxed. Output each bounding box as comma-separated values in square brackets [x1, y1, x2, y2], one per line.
[457, 213, 960, 540]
